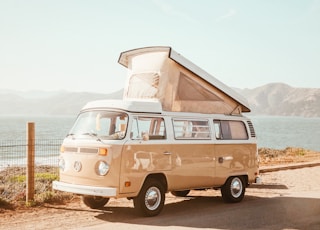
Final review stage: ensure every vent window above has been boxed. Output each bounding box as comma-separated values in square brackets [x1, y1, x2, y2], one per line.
[247, 121, 256, 138]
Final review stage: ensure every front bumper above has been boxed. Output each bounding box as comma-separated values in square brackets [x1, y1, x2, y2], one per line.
[255, 176, 262, 184]
[52, 181, 117, 197]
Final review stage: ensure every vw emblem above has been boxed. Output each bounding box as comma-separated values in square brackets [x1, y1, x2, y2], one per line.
[74, 161, 82, 172]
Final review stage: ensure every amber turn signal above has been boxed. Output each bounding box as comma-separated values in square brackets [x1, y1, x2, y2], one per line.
[99, 148, 108, 156]
[125, 181, 131, 187]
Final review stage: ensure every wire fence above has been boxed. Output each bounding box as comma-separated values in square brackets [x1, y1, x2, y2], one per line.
[0, 139, 62, 202]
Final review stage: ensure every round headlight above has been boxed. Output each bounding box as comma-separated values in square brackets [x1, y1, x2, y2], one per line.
[96, 161, 109, 176]
[58, 158, 66, 171]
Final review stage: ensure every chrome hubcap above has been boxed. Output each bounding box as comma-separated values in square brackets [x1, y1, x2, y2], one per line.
[230, 177, 243, 198]
[145, 186, 161, 210]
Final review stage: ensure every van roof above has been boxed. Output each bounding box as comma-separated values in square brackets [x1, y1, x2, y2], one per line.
[82, 99, 163, 113]
[81, 99, 248, 120]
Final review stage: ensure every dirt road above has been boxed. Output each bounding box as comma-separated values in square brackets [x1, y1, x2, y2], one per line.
[1, 166, 320, 230]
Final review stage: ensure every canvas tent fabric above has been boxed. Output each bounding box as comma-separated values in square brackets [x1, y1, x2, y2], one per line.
[118, 46, 250, 114]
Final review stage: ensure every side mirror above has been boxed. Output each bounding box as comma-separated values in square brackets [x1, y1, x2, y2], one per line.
[142, 132, 149, 141]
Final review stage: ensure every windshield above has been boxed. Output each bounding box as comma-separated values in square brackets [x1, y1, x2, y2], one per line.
[69, 111, 128, 140]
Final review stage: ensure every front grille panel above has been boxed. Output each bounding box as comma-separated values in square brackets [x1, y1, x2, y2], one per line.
[80, 147, 99, 154]
[64, 147, 78, 153]
[63, 147, 99, 154]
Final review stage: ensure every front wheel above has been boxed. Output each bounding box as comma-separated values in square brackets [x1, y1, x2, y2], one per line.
[133, 178, 165, 217]
[221, 176, 245, 203]
[82, 196, 109, 209]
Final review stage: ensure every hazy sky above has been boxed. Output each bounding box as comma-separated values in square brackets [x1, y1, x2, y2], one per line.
[1, 0, 320, 93]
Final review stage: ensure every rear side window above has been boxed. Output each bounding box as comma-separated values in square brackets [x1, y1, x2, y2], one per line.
[173, 119, 211, 139]
[213, 120, 248, 140]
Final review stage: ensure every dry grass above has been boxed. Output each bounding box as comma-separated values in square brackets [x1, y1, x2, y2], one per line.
[259, 147, 320, 166]
[0, 166, 74, 210]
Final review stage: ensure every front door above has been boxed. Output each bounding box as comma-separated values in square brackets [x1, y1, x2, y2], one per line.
[119, 116, 171, 194]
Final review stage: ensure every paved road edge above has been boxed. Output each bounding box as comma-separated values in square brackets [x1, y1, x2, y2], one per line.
[259, 161, 320, 173]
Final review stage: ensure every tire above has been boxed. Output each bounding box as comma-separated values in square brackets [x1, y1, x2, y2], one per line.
[82, 196, 109, 209]
[171, 190, 190, 197]
[221, 176, 245, 203]
[133, 178, 165, 217]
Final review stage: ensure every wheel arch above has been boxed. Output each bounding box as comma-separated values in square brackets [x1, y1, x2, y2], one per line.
[144, 173, 168, 191]
[222, 174, 248, 187]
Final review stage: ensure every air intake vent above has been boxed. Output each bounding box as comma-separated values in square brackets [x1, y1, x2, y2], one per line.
[247, 121, 256, 138]
[63, 147, 99, 154]
[64, 147, 78, 153]
[79, 148, 99, 154]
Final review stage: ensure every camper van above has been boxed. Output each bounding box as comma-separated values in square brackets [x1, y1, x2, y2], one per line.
[53, 47, 259, 217]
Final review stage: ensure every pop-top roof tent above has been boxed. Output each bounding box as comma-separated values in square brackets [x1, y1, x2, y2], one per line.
[118, 46, 250, 114]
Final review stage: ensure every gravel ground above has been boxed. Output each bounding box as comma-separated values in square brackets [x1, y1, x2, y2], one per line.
[1, 147, 320, 229]
[1, 164, 320, 230]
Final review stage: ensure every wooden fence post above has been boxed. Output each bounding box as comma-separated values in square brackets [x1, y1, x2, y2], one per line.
[26, 122, 35, 203]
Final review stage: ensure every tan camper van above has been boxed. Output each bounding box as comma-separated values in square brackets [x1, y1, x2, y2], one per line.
[53, 47, 259, 216]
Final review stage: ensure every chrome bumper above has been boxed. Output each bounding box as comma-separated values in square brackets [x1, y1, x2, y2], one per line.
[255, 176, 262, 184]
[52, 181, 117, 197]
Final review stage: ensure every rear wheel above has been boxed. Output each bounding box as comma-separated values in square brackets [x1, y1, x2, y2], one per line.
[221, 176, 245, 203]
[171, 190, 190, 197]
[82, 196, 109, 209]
[133, 178, 165, 217]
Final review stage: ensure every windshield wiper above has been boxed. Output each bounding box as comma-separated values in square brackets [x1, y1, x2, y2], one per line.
[81, 132, 107, 144]
[68, 132, 106, 143]
[81, 132, 98, 137]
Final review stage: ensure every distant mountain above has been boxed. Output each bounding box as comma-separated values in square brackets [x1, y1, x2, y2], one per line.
[1, 83, 319, 117]
[0, 89, 123, 116]
[238, 83, 320, 117]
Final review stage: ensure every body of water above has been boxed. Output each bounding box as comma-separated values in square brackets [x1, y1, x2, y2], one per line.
[250, 115, 320, 151]
[0, 115, 76, 141]
[0, 115, 319, 150]
[0, 115, 76, 169]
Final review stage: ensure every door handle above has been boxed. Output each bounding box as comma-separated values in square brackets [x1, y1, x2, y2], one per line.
[163, 151, 172, 155]
[218, 156, 233, 163]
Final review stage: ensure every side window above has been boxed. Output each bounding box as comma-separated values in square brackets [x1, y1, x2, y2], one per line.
[131, 117, 166, 140]
[172, 120, 193, 138]
[213, 120, 248, 140]
[173, 119, 210, 139]
[229, 121, 248, 139]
